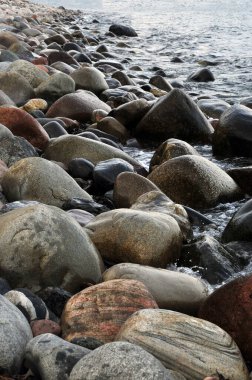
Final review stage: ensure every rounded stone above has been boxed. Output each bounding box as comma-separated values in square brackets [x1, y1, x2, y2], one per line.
[103, 263, 209, 314]
[113, 171, 159, 208]
[188, 68, 215, 82]
[66, 209, 95, 227]
[116, 309, 249, 380]
[0, 295, 32, 375]
[7, 59, 49, 88]
[25, 333, 90, 380]
[150, 75, 173, 92]
[197, 98, 230, 118]
[69, 342, 183, 380]
[36, 287, 72, 319]
[61, 279, 158, 343]
[93, 158, 134, 192]
[136, 89, 213, 142]
[97, 116, 129, 143]
[46, 90, 111, 122]
[2, 157, 92, 207]
[149, 138, 200, 172]
[227, 166, 252, 196]
[22, 98, 48, 113]
[43, 121, 68, 138]
[148, 155, 241, 209]
[199, 274, 252, 363]
[222, 199, 252, 243]
[0, 204, 103, 292]
[68, 158, 94, 179]
[35, 72, 75, 100]
[0, 107, 49, 150]
[0, 135, 38, 167]
[30, 320, 61, 337]
[43, 135, 140, 167]
[109, 24, 138, 37]
[70, 67, 108, 94]
[86, 208, 182, 267]
[0, 71, 35, 106]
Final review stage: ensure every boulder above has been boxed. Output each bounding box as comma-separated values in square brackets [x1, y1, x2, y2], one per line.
[109, 24, 138, 37]
[35, 72, 75, 100]
[61, 279, 158, 343]
[30, 320, 61, 337]
[227, 166, 252, 195]
[0, 107, 49, 150]
[97, 116, 129, 143]
[150, 75, 173, 92]
[86, 208, 182, 267]
[109, 98, 151, 129]
[0, 204, 103, 292]
[70, 67, 108, 94]
[103, 263, 209, 314]
[25, 333, 89, 380]
[116, 309, 249, 380]
[197, 98, 230, 118]
[0, 32, 19, 48]
[0, 135, 38, 167]
[0, 90, 15, 106]
[2, 157, 92, 207]
[46, 90, 111, 122]
[149, 138, 199, 171]
[47, 51, 79, 66]
[188, 68, 215, 82]
[148, 155, 241, 209]
[43, 135, 140, 166]
[0, 71, 35, 105]
[222, 199, 252, 242]
[0, 295, 32, 375]
[113, 172, 159, 208]
[136, 89, 213, 142]
[213, 105, 252, 156]
[7, 59, 49, 88]
[69, 342, 184, 380]
[199, 274, 252, 363]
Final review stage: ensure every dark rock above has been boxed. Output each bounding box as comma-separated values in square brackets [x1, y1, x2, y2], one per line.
[109, 24, 138, 37]
[227, 166, 252, 195]
[188, 68, 215, 82]
[222, 199, 252, 243]
[0, 135, 38, 167]
[73, 53, 92, 64]
[0, 278, 11, 295]
[68, 158, 95, 179]
[0, 200, 40, 215]
[47, 50, 79, 66]
[70, 337, 103, 350]
[43, 121, 68, 138]
[36, 287, 72, 318]
[63, 42, 83, 52]
[62, 197, 111, 215]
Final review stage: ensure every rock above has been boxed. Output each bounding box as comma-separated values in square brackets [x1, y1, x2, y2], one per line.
[109, 98, 151, 129]
[0, 204, 103, 292]
[61, 279, 157, 343]
[0, 49, 19, 63]
[227, 166, 252, 195]
[179, 235, 241, 284]
[43, 135, 140, 167]
[68, 158, 94, 180]
[2, 157, 92, 207]
[113, 172, 159, 208]
[0, 295, 32, 375]
[131, 191, 191, 241]
[0, 90, 15, 106]
[109, 24, 138, 37]
[213, 105, 252, 157]
[0, 124, 13, 139]
[36, 287, 72, 319]
[199, 274, 252, 363]
[188, 68, 215, 82]
[112, 71, 136, 86]
[7, 59, 49, 88]
[97, 116, 129, 143]
[0, 135, 38, 167]
[51, 61, 75, 75]
[150, 75, 173, 92]
[93, 158, 134, 192]
[136, 89, 214, 142]
[46, 90, 111, 122]
[69, 341, 183, 380]
[45, 34, 67, 45]
[25, 333, 89, 380]
[47, 50, 79, 66]
[0, 107, 49, 150]
[30, 320, 61, 337]
[148, 155, 241, 208]
[0, 71, 35, 105]
[197, 98, 230, 118]
[71, 67, 108, 94]
[150, 138, 200, 171]
[5, 288, 52, 323]
[241, 97, 252, 109]
[9, 42, 34, 61]
[22, 98, 48, 113]
[0, 278, 11, 295]
[0, 32, 19, 48]
[66, 209, 95, 227]
[86, 208, 182, 267]
[222, 199, 252, 242]
[43, 121, 68, 138]
[62, 198, 111, 216]
[116, 309, 249, 380]
[103, 263, 209, 314]
[35, 72, 75, 100]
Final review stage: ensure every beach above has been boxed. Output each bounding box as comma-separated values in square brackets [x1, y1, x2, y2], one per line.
[0, 0, 251, 378]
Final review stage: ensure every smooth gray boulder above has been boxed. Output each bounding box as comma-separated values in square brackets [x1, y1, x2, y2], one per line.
[25, 333, 90, 380]
[7, 59, 49, 88]
[0, 204, 103, 292]
[35, 72, 75, 100]
[71, 67, 108, 94]
[0, 295, 32, 375]
[2, 157, 92, 207]
[69, 341, 185, 380]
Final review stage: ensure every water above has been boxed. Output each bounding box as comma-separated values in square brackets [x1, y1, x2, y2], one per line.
[35, 0, 252, 284]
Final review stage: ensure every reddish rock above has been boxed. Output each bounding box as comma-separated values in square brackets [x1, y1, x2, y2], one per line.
[35, 65, 49, 73]
[46, 91, 111, 122]
[0, 107, 49, 150]
[30, 320, 61, 337]
[61, 279, 158, 343]
[32, 57, 48, 65]
[199, 274, 252, 362]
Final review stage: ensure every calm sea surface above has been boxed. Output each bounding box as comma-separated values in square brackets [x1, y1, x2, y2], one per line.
[34, 0, 252, 283]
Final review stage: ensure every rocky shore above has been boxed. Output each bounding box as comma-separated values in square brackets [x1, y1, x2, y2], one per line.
[0, 0, 252, 379]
